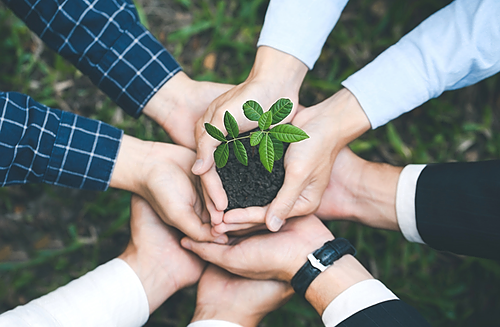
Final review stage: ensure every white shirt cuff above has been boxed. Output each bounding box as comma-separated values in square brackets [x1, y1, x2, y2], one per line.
[0, 258, 149, 327]
[187, 320, 243, 327]
[322, 279, 399, 327]
[396, 164, 427, 244]
[257, 0, 348, 69]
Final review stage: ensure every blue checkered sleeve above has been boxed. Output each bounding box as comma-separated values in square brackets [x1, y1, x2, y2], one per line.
[3, 0, 181, 118]
[0, 92, 123, 190]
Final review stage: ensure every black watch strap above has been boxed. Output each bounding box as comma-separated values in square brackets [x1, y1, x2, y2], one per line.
[291, 238, 356, 298]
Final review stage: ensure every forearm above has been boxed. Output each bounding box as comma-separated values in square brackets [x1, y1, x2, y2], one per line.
[342, 0, 500, 129]
[246, 46, 308, 96]
[258, 0, 348, 69]
[0, 259, 149, 327]
[3, 0, 181, 117]
[352, 160, 402, 230]
[0, 91, 122, 190]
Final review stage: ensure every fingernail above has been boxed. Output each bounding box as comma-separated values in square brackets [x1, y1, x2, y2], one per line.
[269, 216, 283, 232]
[214, 236, 227, 244]
[192, 159, 203, 174]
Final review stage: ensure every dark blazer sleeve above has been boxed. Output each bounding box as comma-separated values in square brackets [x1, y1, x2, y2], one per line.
[415, 160, 500, 260]
[337, 300, 431, 327]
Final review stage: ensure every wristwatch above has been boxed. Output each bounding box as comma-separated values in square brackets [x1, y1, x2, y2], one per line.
[291, 238, 356, 298]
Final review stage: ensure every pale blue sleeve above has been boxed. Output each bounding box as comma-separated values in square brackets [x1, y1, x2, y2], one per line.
[257, 0, 349, 69]
[342, 0, 500, 129]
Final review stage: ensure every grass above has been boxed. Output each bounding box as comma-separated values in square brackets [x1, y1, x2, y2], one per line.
[1, 0, 500, 326]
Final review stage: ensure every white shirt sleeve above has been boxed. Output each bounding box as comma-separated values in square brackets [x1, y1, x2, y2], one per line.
[322, 279, 399, 326]
[342, 0, 500, 129]
[257, 0, 349, 69]
[187, 320, 243, 327]
[396, 164, 427, 244]
[0, 258, 149, 327]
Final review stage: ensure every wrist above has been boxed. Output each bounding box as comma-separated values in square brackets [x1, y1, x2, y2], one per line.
[109, 135, 153, 194]
[119, 244, 178, 313]
[142, 71, 190, 129]
[246, 46, 308, 96]
[192, 305, 259, 327]
[352, 161, 403, 231]
[305, 255, 373, 315]
[325, 88, 371, 147]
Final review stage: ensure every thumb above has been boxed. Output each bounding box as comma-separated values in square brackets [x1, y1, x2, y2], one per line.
[192, 126, 221, 176]
[265, 176, 303, 232]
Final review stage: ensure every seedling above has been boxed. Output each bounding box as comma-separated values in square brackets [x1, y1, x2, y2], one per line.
[205, 98, 309, 173]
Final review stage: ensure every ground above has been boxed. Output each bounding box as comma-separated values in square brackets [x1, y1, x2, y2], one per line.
[1, 0, 500, 326]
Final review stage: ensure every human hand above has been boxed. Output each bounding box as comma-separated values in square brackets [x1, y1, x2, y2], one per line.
[142, 72, 233, 150]
[192, 264, 293, 327]
[191, 46, 308, 225]
[110, 135, 228, 243]
[219, 88, 371, 233]
[119, 195, 206, 313]
[316, 147, 402, 230]
[182, 215, 333, 282]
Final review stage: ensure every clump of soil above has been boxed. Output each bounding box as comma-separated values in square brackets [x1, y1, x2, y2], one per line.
[216, 130, 288, 211]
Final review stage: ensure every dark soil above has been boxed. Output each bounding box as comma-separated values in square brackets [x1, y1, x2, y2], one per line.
[217, 129, 288, 211]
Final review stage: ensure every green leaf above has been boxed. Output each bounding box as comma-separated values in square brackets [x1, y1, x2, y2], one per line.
[214, 143, 229, 168]
[243, 100, 263, 121]
[233, 140, 248, 166]
[270, 98, 293, 124]
[259, 134, 275, 173]
[224, 111, 239, 138]
[205, 123, 227, 142]
[250, 131, 264, 146]
[270, 134, 284, 160]
[258, 111, 272, 130]
[269, 124, 309, 143]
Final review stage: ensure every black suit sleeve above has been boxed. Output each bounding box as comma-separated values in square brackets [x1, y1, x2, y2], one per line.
[337, 300, 431, 327]
[415, 160, 500, 260]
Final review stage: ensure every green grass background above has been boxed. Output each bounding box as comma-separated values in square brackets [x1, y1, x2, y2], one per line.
[1, 0, 500, 326]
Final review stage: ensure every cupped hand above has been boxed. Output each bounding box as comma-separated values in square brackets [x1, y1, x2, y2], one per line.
[142, 72, 233, 150]
[111, 135, 228, 243]
[119, 195, 206, 313]
[181, 215, 333, 282]
[192, 264, 293, 327]
[191, 46, 308, 226]
[221, 88, 371, 233]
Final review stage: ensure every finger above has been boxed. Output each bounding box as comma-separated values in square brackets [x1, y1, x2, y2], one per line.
[223, 206, 267, 224]
[200, 165, 228, 214]
[192, 111, 226, 176]
[265, 172, 306, 232]
[170, 206, 228, 244]
[181, 237, 230, 267]
[213, 221, 262, 234]
[202, 182, 224, 225]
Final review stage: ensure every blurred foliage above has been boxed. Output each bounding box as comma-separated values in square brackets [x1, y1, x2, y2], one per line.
[1, 0, 500, 326]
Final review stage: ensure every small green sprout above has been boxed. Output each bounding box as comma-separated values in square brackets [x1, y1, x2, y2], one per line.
[204, 98, 309, 173]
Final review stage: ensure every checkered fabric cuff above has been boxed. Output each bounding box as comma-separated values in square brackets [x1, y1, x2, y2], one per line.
[44, 111, 123, 190]
[94, 21, 181, 118]
[1, 92, 122, 191]
[4, 0, 181, 118]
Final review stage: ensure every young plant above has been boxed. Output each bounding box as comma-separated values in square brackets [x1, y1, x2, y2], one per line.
[204, 98, 309, 173]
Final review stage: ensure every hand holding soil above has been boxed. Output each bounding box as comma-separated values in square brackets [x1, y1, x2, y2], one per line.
[191, 46, 306, 226]
[220, 88, 372, 233]
[110, 135, 227, 243]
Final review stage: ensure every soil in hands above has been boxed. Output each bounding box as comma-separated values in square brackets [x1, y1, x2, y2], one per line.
[217, 129, 289, 211]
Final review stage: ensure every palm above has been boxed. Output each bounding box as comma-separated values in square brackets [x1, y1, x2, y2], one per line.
[130, 196, 205, 290]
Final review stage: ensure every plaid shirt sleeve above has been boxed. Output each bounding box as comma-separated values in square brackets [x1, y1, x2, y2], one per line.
[3, 0, 181, 118]
[0, 92, 123, 190]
